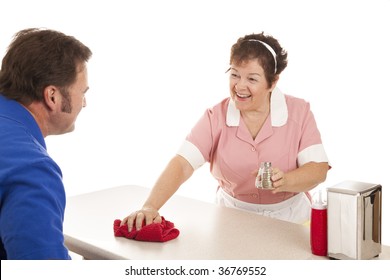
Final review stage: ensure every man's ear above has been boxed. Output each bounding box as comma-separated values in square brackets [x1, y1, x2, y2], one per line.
[43, 86, 59, 111]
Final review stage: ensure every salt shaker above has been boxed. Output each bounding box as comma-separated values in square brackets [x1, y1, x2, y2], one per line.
[255, 162, 273, 189]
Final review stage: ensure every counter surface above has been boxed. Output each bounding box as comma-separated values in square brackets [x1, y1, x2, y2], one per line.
[63, 185, 390, 260]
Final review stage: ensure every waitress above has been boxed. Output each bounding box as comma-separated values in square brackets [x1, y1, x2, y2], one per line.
[121, 32, 330, 231]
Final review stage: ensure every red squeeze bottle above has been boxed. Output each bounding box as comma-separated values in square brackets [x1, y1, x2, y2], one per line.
[310, 190, 328, 256]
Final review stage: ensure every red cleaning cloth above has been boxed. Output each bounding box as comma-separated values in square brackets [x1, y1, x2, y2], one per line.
[113, 217, 180, 242]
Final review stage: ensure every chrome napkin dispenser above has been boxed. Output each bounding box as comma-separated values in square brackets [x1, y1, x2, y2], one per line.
[327, 181, 382, 260]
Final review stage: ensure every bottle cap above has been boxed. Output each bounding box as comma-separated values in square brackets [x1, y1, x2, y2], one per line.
[312, 189, 327, 210]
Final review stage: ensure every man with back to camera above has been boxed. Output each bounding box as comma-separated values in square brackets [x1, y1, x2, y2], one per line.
[0, 28, 92, 259]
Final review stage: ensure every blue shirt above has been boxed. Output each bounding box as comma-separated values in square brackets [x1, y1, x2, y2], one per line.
[0, 94, 70, 259]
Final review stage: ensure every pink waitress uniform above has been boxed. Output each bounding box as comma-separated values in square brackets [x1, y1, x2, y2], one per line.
[177, 87, 329, 223]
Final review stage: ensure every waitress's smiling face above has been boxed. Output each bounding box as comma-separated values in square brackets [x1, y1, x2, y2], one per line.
[229, 59, 276, 113]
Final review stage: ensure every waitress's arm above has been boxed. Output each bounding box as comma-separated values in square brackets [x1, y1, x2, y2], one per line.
[121, 154, 194, 231]
[271, 161, 329, 193]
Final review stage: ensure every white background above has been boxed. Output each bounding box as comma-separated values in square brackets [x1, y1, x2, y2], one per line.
[1, 0, 389, 247]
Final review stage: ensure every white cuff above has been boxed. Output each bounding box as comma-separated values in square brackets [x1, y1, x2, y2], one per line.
[297, 144, 329, 166]
[177, 140, 206, 170]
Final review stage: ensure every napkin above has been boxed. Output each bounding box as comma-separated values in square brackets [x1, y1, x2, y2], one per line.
[113, 217, 179, 242]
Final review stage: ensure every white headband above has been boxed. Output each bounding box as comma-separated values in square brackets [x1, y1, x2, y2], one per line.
[247, 39, 277, 73]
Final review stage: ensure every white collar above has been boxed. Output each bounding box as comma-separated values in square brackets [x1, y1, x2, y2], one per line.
[226, 87, 288, 127]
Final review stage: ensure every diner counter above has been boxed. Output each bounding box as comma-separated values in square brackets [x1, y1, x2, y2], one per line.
[63, 185, 390, 260]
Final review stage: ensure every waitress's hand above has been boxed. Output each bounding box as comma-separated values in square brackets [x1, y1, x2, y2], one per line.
[120, 206, 162, 231]
[271, 167, 286, 193]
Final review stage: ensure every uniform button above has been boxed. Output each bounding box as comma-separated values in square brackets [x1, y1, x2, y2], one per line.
[252, 193, 258, 198]
[251, 147, 256, 151]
